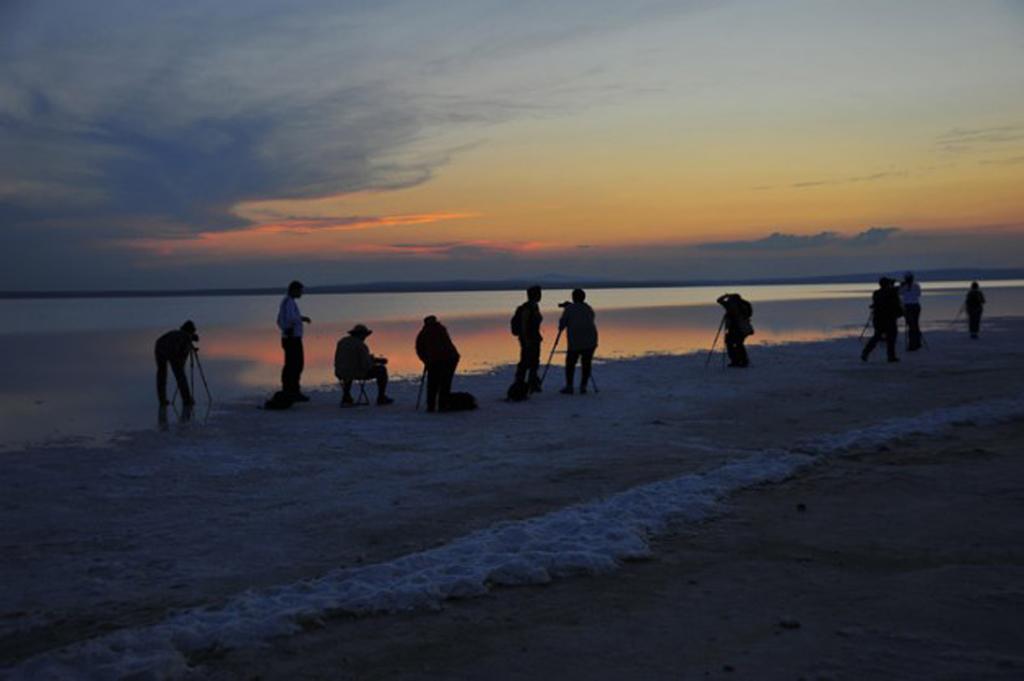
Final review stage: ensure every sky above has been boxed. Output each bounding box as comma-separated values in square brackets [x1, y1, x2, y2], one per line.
[1, 0, 1023, 290]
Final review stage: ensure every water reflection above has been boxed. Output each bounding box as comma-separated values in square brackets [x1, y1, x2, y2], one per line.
[2, 282, 1022, 449]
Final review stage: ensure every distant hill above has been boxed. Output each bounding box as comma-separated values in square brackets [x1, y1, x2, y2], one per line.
[2, 268, 1022, 300]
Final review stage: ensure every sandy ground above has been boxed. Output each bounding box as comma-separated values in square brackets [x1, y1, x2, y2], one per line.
[3, 319, 1023, 676]
[206, 418, 1024, 681]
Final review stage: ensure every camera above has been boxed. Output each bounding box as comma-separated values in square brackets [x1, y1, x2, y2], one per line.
[558, 301, 571, 309]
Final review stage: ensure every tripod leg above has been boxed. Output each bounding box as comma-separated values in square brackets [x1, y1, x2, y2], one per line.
[540, 328, 563, 384]
[193, 350, 213, 402]
[415, 367, 427, 411]
[705, 316, 725, 367]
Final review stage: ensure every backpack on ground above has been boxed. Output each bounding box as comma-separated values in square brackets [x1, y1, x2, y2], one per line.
[263, 390, 295, 410]
[447, 392, 478, 411]
[506, 381, 529, 402]
[510, 304, 526, 336]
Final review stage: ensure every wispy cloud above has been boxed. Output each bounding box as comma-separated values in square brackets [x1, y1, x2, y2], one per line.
[122, 211, 475, 257]
[755, 171, 907, 191]
[697, 227, 901, 252]
[936, 125, 1024, 154]
[979, 155, 1024, 166]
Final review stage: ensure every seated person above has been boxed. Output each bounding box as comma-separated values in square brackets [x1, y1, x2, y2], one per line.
[334, 324, 393, 406]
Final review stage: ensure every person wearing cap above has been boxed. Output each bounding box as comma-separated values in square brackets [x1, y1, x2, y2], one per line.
[334, 324, 393, 406]
[900, 272, 923, 351]
[277, 280, 312, 402]
[415, 315, 460, 412]
[155, 320, 198, 406]
[558, 288, 598, 394]
[861, 276, 903, 363]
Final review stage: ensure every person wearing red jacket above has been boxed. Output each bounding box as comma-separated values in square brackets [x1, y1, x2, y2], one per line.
[415, 315, 460, 412]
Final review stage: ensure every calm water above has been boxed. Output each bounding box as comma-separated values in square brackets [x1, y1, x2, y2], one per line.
[2, 281, 1022, 449]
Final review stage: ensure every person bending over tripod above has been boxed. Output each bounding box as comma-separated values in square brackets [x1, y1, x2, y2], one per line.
[862, 277, 903, 363]
[155, 320, 198, 406]
[716, 293, 754, 367]
[558, 288, 598, 394]
[415, 315, 460, 412]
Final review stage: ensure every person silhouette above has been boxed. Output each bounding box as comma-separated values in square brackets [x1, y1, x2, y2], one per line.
[900, 272, 923, 351]
[415, 315, 460, 412]
[965, 281, 986, 339]
[334, 324, 393, 406]
[277, 280, 311, 402]
[716, 293, 754, 367]
[154, 320, 197, 406]
[512, 285, 544, 393]
[861, 277, 903, 363]
[558, 288, 598, 394]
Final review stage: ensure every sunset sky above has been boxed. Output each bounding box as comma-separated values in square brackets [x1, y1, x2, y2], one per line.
[2, 0, 1023, 289]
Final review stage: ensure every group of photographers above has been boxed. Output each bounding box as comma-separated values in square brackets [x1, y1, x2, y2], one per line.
[861, 272, 987, 363]
[154, 275, 987, 409]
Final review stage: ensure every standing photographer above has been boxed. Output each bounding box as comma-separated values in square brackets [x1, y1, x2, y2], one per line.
[155, 320, 198, 406]
[861, 277, 903, 363]
[277, 280, 312, 402]
[558, 288, 598, 394]
[900, 271, 923, 351]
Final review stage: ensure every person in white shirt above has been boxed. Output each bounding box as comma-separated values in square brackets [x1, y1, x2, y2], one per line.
[900, 272, 923, 351]
[277, 280, 311, 401]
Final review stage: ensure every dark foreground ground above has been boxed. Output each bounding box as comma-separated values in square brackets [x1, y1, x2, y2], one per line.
[207, 419, 1024, 680]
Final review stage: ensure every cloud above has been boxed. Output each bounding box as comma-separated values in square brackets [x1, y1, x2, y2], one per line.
[756, 171, 907, 191]
[979, 155, 1024, 166]
[936, 125, 1024, 154]
[697, 227, 901, 252]
[122, 211, 477, 257]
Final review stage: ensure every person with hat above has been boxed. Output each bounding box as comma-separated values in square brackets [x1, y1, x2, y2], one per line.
[900, 271, 923, 351]
[415, 315, 460, 412]
[861, 276, 903, 363]
[334, 324, 393, 406]
[155, 320, 198, 406]
[277, 280, 312, 402]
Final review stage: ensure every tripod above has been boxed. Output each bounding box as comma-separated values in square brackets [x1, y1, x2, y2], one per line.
[539, 327, 564, 385]
[172, 345, 213, 406]
[951, 303, 965, 328]
[858, 312, 873, 343]
[705, 315, 726, 367]
[415, 367, 427, 411]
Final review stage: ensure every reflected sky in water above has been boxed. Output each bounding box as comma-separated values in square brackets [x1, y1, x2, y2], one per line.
[2, 281, 1022, 449]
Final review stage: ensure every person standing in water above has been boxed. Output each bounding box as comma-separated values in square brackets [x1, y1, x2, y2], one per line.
[900, 272, 923, 351]
[558, 288, 598, 394]
[965, 281, 986, 339]
[861, 277, 903, 363]
[277, 280, 312, 402]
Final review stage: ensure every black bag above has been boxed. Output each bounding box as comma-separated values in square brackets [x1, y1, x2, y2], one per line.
[447, 391, 478, 411]
[506, 381, 529, 402]
[510, 304, 526, 336]
[263, 390, 295, 410]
